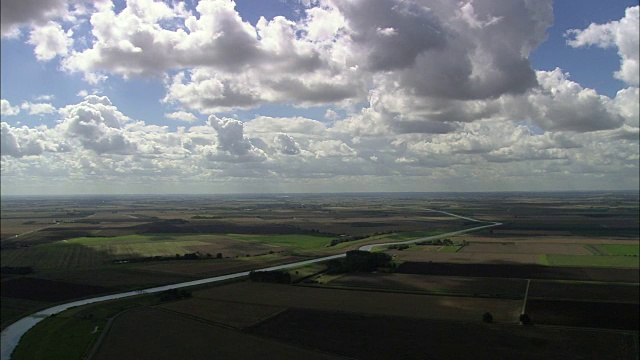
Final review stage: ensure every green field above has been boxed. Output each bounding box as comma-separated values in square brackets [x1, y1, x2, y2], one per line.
[0, 233, 336, 271]
[538, 254, 639, 268]
[10, 294, 163, 360]
[438, 246, 462, 253]
[596, 244, 639, 257]
[1, 297, 49, 329]
[226, 234, 334, 251]
[11, 315, 102, 360]
[384, 231, 443, 241]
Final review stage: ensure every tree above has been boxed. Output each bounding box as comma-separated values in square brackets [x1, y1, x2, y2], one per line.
[519, 313, 532, 325]
[216, 252, 223, 259]
[482, 312, 493, 323]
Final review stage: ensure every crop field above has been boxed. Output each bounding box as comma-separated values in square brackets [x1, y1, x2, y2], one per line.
[390, 249, 541, 264]
[528, 280, 639, 302]
[158, 298, 286, 328]
[0, 234, 296, 271]
[1, 277, 112, 302]
[596, 244, 639, 256]
[193, 282, 523, 323]
[93, 307, 343, 360]
[458, 242, 591, 255]
[396, 262, 640, 282]
[393, 237, 639, 269]
[250, 308, 637, 360]
[11, 313, 102, 360]
[128, 255, 303, 277]
[2, 191, 638, 359]
[0, 297, 49, 329]
[36, 267, 198, 290]
[538, 254, 639, 268]
[526, 299, 639, 330]
[223, 234, 334, 251]
[438, 245, 462, 252]
[9, 291, 168, 360]
[324, 273, 527, 298]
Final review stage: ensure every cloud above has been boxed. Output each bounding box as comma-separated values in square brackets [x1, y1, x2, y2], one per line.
[62, 0, 325, 80]
[27, 20, 73, 61]
[244, 116, 327, 137]
[60, 0, 551, 112]
[309, 139, 356, 158]
[165, 111, 198, 123]
[505, 69, 625, 132]
[332, 0, 447, 72]
[1, 99, 20, 116]
[393, 0, 551, 100]
[35, 94, 55, 101]
[207, 115, 266, 162]
[1, 123, 24, 156]
[1, 122, 67, 157]
[20, 102, 57, 115]
[1, 92, 637, 192]
[0, 0, 68, 37]
[273, 133, 301, 155]
[566, 6, 639, 86]
[57, 95, 137, 154]
[613, 87, 639, 127]
[1, 1, 638, 193]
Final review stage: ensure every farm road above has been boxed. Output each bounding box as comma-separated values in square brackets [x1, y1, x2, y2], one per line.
[1, 209, 501, 360]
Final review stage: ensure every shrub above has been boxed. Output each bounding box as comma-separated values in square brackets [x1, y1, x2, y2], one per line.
[482, 312, 493, 323]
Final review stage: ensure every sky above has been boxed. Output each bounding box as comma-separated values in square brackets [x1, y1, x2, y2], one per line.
[0, 0, 638, 196]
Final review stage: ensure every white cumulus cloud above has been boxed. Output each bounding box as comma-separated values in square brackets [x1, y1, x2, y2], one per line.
[566, 6, 639, 86]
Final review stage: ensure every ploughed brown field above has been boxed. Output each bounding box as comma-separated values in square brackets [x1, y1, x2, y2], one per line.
[528, 280, 640, 302]
[324, 273, 527, 298]
[0, 277, 112, 302]
[249, 308, 637, 360]
[91, 281, 637, 360]
[395, 262, 640, 282]
[526, 299, 639, 330]
[190, 282, 523, 323]
[93, 307, 344, 360]
[458, 242, 591, 255]
[157, 299, 287, 329]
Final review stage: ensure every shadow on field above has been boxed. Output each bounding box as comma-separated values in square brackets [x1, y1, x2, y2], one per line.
[396, 260, 640, 282]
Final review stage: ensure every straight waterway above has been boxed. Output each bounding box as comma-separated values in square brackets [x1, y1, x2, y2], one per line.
[1, 209, 500, 360]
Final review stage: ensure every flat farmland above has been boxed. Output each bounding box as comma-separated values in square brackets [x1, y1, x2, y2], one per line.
[128, 255, 303, 277]
[250, 308, 637, 360]
[539, 254, 639, 268]
[1, 277, 112, 302]
[396, 262, 640, 282]
[36, 267, 198, 290]
[325, 273, 527, 298]
[0, 218, 58, 239]
[93, 307, 344, 360]
[193, 282, 523, 323]
[529, 280, 639, 302]
[458, 242, 591, 255]
[2, 192, 638, 359]
[1, 245, 110, 270]
[392, 238, 639, 269]
[390, 249, 541, 264]
[158, 298, 286, 328]
[596, 244, 640, 256]
[1, 297, 49, 329]
[0, 234, 295, 271]
[464, 234, 639, 246]
[526, 299, 639, 330]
